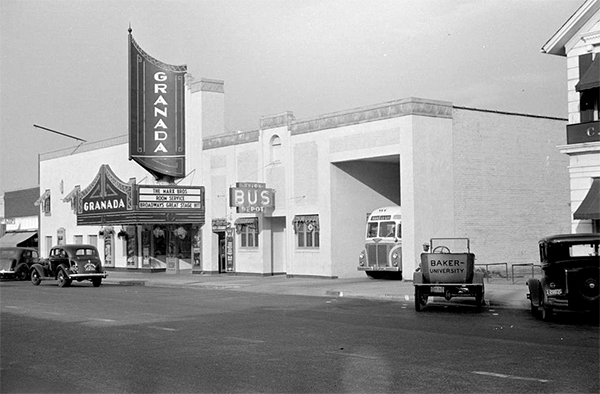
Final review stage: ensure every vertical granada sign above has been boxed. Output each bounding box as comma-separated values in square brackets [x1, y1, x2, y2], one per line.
[128, 29, 187, 178]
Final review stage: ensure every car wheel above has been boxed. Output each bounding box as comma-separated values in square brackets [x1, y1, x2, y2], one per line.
[475, 289, 484, 312]
[31, 270, 41, 286]
[540, 298, 552, 322]
[530, 298, 538, 315]
[415, 288, 427, 312]
[92, 278, 102, 287]
[57, 270, 71, 288]
[16, 266, 28, 281]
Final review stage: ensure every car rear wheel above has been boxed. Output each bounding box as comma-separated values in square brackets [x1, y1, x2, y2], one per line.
[31, 270, 41, 286]
[540, 297, 552, 322]
[57, 270, 71, 288]
[92, 277, 102, 287]
[415, 288, 427, 312]
[16, 266, 28, 281]
[530, 298, 538, 315]
[475, 289, 484, 312]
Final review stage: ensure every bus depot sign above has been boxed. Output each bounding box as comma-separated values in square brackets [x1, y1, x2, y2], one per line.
[68, 165, 204, 225]
[128, 30, 187, 179]
[229, 182, 275, 213]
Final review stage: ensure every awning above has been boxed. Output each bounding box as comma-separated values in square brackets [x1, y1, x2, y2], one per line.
[0, 231, 37, 247]
[292, 215, 319, 232]
[576, 56, 600, 92]
[234, 217, 258, 233]
[574, 178, 600, 220]
[34, 189, 50, 206]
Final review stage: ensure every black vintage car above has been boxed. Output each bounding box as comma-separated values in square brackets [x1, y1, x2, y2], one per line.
[30, 244, 107, 287]
[527, 233, 599, 321]
[0, 247, 39, 280]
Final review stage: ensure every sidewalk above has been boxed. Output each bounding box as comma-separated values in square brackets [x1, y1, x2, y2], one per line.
[103, 270, 530, 309]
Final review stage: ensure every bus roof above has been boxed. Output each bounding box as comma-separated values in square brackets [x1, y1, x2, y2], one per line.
[368, 206, 401, 220]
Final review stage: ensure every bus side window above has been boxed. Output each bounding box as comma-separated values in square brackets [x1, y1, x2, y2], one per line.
[397, 224, 402, 238]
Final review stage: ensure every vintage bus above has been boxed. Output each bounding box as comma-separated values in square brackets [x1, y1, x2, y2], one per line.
[357, 206, 402, 279]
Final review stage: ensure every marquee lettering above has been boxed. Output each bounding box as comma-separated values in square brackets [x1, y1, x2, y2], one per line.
[83, 199, 126, 212]
[153, 71, 169, 153]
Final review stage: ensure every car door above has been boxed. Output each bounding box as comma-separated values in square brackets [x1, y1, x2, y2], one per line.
[51, 248, 68, 273]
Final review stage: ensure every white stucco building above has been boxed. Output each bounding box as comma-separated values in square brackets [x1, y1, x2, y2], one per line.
[38, 75, 571, 278]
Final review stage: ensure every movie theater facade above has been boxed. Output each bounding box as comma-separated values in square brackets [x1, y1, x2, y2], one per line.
[36, 35, 572, 279]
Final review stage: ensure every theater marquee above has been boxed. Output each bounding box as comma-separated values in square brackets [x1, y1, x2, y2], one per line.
[65, 165, 204, 225]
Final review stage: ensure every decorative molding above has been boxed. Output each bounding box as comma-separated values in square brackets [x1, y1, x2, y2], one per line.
[291, 97, 453, 135]
[203, 130, 260, 150]
[260, 111, 295, 130]
[189, 78, 224, 93]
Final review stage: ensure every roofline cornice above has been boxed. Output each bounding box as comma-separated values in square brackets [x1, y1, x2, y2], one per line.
[541, 0, 599, 57]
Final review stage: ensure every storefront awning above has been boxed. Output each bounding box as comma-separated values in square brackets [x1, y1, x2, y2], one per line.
[234, 217, 258, 233]
[574, 178, 600, 220]
[576, 56, 600, 92]
[292, 215, 319, 232]
[0, 231, 37, 247]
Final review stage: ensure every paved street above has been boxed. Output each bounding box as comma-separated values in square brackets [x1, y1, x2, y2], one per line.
[1, 280, 598, 393]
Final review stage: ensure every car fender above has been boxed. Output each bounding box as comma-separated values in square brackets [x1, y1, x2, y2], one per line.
[55, 264, 71, 280]
[527, 278, 541, 306]
[30, 264, 46, 278]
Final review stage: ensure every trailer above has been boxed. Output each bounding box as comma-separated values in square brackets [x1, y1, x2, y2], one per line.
[413, 238, 484, 312]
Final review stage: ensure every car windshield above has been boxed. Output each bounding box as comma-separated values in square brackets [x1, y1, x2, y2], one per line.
[75, 248, 97, 257]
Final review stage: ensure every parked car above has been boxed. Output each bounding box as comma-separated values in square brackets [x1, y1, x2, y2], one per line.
[527, 233, 599, 321]
[0, 247, 39, 280]
[30, 244, 107, 287]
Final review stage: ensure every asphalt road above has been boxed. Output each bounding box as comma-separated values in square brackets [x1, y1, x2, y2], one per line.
[1, 280, 598, 394]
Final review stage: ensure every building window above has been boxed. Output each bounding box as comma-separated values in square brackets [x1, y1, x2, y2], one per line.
[235, 218, 259, 248]
[74, 235, 83, 244]
[45, 236, 52, 252]
[270, 135, 282, 164]
[239, 225, 259, 248]
[293, 215, 320, 249]
[88, 235, 98, 248]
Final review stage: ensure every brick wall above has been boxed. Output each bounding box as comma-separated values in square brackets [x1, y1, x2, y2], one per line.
[452, 108, 571, 265]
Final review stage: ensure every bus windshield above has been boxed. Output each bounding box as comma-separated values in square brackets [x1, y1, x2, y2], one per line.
[367, 221, 399, 238]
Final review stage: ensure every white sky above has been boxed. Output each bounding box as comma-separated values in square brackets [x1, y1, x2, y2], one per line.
[0, 0, 583, 195]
